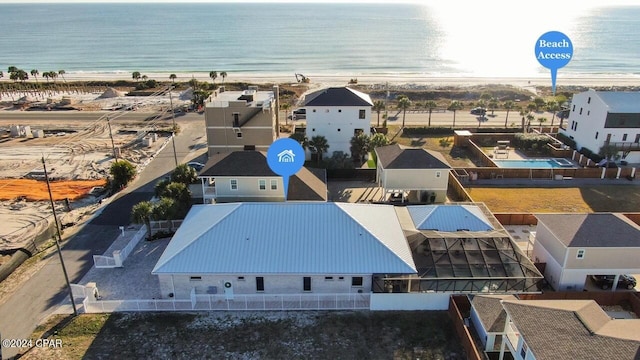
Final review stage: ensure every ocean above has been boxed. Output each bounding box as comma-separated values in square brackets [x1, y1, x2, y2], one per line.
[1, 2, 640, 80]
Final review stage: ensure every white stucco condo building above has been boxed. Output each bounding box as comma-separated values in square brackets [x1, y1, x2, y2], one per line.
[303, 87, 373, 157]
[561, 89, 640, 163]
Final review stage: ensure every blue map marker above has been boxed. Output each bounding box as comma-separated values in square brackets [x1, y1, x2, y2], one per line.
[535, 31, 573, 95]
[266, 138, 305, 200]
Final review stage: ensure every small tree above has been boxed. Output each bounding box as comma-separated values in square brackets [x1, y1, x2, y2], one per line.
[220, 71, 228, 83]
[425, 100, 437, 127]
[488, 98, 499, 116]
[546, 100, 560, 128]
[132, 71, 141, 82]
[131, 201, 153, 239]
[110, 160, 136, 191]
[448, 100, 463, 128]
[169, 74, 177, 83]
[397, 95, 411, 128]
[289, 132, 308, 150]
[372, 100, 385, 127]
[350, 133, 370, 163]
[503, 100, 514, 128]
[369, 133, 389, 149]
[209, 71, 218, 84]
[171, 164, 198, 185]
[533, 97, 546, 112]
[308, 135, 329, 165]
[537, 117, 547, 132]
[152, 197, 178, 222]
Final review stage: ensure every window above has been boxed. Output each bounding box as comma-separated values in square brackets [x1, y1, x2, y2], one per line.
[572, 104, 575, 112]
[237, 276, 245, 281]
[312, 128, 316, 132]
[435, 171, 441, 178]
[190, 276, 202, 281]
[635, 134, 640, 143]
[338, 276, 345, 280]
[232, 113, 240, 127]
[313, 109, 316, 112]
[359, 109, 366, 119]
[325, 109, 330, 113]
[520, 341, 528, 358]
[230, 179, 238, 190]
[259, 179, 266, 190]
[622, 134, 628, 141]
[352, 277, 363, 287]
[338, 109, 342, 112]
[595, 132, 599, 139]
[587, 97, 591, 104]
[354, 128, 363, 135]
[337, 128, 341, 132]
[303, 277, 311, 291]
[324, 276, 334, 281]
[577, 249, 585, 259]
[236, 132, 243, 138]
[579, 107, 583, 115]
[270, 179, 278, 190]
[587, 111, 590, 116]
[256, 277, 264, 291]
[575, 122, 578, 131]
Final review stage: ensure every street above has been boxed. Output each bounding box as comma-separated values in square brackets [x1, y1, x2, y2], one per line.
[0, 112, 206, 359]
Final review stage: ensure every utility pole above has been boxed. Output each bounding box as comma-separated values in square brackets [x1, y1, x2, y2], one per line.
[42, 156, 77, 316]
[107, 116, 118, 162]
[168, 86, 178, 167]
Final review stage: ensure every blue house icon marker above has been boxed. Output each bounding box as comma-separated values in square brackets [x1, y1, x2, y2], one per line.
[277, 149, 295, 163]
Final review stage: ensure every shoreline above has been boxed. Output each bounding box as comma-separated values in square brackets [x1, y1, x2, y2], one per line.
[2, 72, 640, 89]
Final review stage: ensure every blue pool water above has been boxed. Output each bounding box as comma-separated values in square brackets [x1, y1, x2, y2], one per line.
[493, 159, 574, 169]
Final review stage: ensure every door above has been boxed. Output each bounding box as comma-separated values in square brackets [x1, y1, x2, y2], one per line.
[303, 277, 311, 292]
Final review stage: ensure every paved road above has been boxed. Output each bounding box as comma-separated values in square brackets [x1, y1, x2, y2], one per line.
[0, 113, 206, 359]
[0, 110, 180, 123]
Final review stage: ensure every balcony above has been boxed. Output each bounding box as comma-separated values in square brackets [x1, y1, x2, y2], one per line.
[605, 141, 640, 152]
[505, 322, 520, 352]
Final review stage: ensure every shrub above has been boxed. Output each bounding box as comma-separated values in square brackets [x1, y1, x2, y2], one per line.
[556, 132, 576, 149]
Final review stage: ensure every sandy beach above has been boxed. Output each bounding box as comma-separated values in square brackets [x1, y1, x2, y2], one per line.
[7, 72, 638, 90]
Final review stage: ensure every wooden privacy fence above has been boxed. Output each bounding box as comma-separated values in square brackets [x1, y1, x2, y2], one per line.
[448, 295, 482, 360]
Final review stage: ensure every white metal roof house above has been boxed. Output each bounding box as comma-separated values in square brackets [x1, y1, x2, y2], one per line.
[152, 202, 417, 300]
[303, 87, 373, 157]
[374, 144, 451, 203]
[561, 89, 640, 164]
[531, 213, 640, 291]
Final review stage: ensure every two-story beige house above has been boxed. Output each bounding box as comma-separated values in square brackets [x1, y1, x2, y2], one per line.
[204, 86, 278, 155]
[531, 213, 640, 291]
[374, 144, 451, 203]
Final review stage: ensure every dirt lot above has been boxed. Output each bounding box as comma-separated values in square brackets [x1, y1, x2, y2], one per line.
[466, 185, 640, 213]
[24, 311, 464, 360]
[0, 179, 106, 201]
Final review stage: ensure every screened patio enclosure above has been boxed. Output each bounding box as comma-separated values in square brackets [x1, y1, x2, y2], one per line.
[372, 231, 543, 294]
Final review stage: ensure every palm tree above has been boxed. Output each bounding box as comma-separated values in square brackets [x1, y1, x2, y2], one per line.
[546, 100, 560, 128]
[132, 71, 141, 82]
[141, 74, 148, 81]
[537, 117, 547, 132]
[425, 100, 437, 127]
[43, 72, 50, 83]
[372, 100, 385, 127]
[58, 69, 66, 83]
[209, 71, 217, 85]
[30, 69, 39, 84]
[281, 103, 291, 124]
[447, 100, 463, 128]
[308, 135, 329, 165]
[7, 66, 18, 74]
[289, 132, 308, 150]
[503, 100, 514, 128]
[488, 98, 499, 116]
[396, 95, 411, 128]
[526, 113, 535, 131]
[169, 74, 177, 83]
[131, 201, 154, 239]
[220, 71, 227, 84]
[533, 97, 546, 112]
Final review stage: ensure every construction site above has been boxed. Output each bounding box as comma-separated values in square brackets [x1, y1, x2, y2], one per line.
[0, 87, 192, 252]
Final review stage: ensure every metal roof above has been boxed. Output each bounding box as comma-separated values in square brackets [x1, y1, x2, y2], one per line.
[408, 205, 494, 232]
[152, 203, 416, 275]
[594, 91, 640, 113]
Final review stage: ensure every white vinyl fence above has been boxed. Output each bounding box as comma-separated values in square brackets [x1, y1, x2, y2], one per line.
[81, 292, 371, 313]
[92, 226, 147, 268]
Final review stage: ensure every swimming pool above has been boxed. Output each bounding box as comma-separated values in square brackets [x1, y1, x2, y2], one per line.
[493, 158, 575, 168]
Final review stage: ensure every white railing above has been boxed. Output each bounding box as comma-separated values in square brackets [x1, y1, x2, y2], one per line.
[92, 226, 147, 268]
[92, 255, 117, 268]
[83, 297, 194, 313]
[118, 226, 146, 261]
[192, 293, 370, 311]
[81, 293, 371, 313]
[505, 322, 520, 351]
